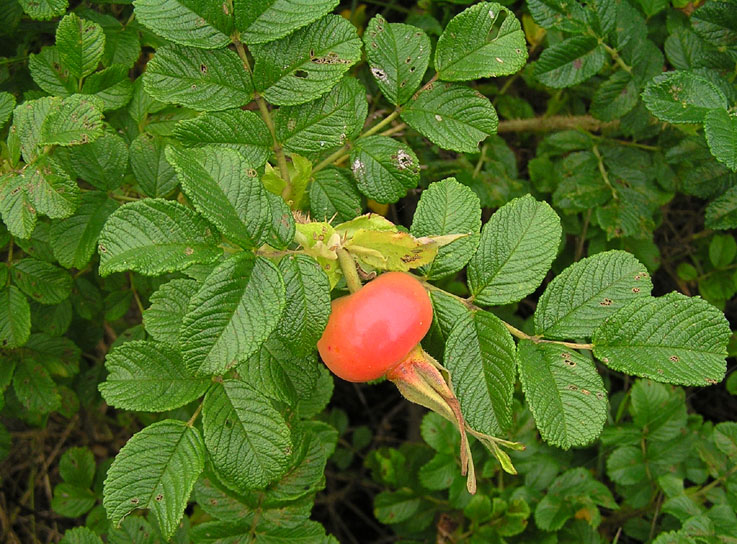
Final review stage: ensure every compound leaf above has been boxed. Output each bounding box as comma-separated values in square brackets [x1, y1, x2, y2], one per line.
[593, 292, 730, 386]
[103, 420, 205, 540]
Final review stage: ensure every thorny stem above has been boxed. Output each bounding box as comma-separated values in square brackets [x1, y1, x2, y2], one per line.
[337, 248, 363, 293]
[233, 36, 293, 200]
[421, 280, 595, 351]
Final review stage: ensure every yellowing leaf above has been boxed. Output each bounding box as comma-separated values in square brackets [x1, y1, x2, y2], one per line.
[344, 229, 438, 271]
[335, 213, 396, 238]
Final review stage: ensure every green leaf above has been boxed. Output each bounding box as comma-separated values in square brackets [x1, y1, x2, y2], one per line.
[691, 1, 737, 56]
[12, 258, 72, 304]
[630, 380, 687, 442]
[410, 178, 481, 280]
[642, 71, 728, 124]
[81, 64, 134, 111]
[706, 186, 737, 230]
[527, 0, 587, 32]
[308, 167, 362, 223]
[66, 131, 129, 190]
[350, 136, 420, 203]
[18, 0, 67, 20]
[374, 489, 422, 524]
[713, 422, 737, 458]
[28, 47, 76, 97]
[52, 483, 96, 517]
[276, 254, 331, 356]
[133, 0, 231, 49]
[0, 286, 31, 348]
[60, 527, 103, 544]
[21, 333, 80, 378]
[143, 278, 198, 344]
[704, 109, 737, 172]
[468, 194, 561, 306]
[56, 13, 105, 79]
[235, 0, 339, 44]
[434, 2, 527, 81]
[50, 191, 119, 269]
[251, 15, 362, 106]
[180, 254, 286, 376]
[592, 292, 730, 386]
[265, 192, 296, 250]
[144, 45, 253, 111]
[40, 95, 104, 147]
[103, 420, 205, 540]
[174, 110, 271, 168]
[12, 96, 58, 163]
[590, 71, 639, 122]
[535, 36, 606, 89]
[166, 145, 272, 248]
[0, 92, 16, 129]
[363, 15, 431, 105]
[401, 83, 498, 153]
[99, 340, 210, 412]
[129, 134, 179, 198]
[444, 311, 517, 434]
[98, 199, 221, 277]
[534, 251, 652, 339]
[13, 356, 61, 414]
[274, 77, 367, 157]
[22, 155, 81, 220]
[709, 234, 737, 268]
[238, 336, 319, 405]
[59, 447, 95, 487]
[0, 174, 36, 240]
[202, 379, 291, 490]
[518, 341, 607, 449]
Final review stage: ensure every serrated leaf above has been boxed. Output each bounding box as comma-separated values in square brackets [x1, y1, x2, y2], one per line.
[133, 0, 231, 49]
[22, 155, 81, 220]
[56, 13, 105, 79]
[308, 167, 362, 223]
[12, 96, 60, 163]
[103, 420, 205, 540]
[435, 2, 527, 81]
[642, 71, 728, 124]
[401, 83, 498, 153]
[66, 132, 128, 191]
[166, 145, 272, 248]
[345, 229, 438, 271]
[364, 15, 431, 105]
[410, 178, 481, 280]
[374, 489, 422, 524]
[129, 134, 179, 198]
[60, 527, 103, 544]
[0, 173, 37, 239]
[691, 1, 737, 56]
[12, 258, 72, 304]
[59, 447, 95, 487]
[99, 340, 210, 411]
[590, 70, 639, 122]
[143, 278, 198, 344]
[630, 380, 687, 443]
[535, 36, 606, 89]
[98, 199, 221, 277]
[81, 64, 134, 111]
[18, 0, 67, 20]
[235, 0, 339, 44]
[0, 286, 31, 348]
[40, 95, 103, 147]
[21, 333, 80, 377]
[527, 0, 587, 32]
[13, 357, 61, 413]
[518, 341, 607, 449]
[444, 311, 517, 434]
[534, 251, 652, 339]
[251, 15, 362, 106]
[50, 191, 118, 269]
[592, 292, 730, 386]
[144, 45, 253, 111]
[174, 109, 271, 168]
[350, 136, 419, 203]
[28, 47, 76, 97]
[238, 335, 319, 405]
[265, 191, 296, 250]
[52, 483, 96, 517]
[0, 92, 16, 128]
[706, 185, 737, 230]
[180, 253, 286, 376]
[276, 254, 331, 356]
[704, 109, 737, 172]
[274, 77, 367, 157]
[468, 194, 561, 306]
[202, 379, 291, 490]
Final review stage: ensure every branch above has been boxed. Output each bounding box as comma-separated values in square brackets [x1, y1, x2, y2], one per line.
[497, 115, 619, 134]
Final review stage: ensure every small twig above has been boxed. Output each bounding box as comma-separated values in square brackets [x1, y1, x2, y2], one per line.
[186, 402, 203, 427]
[129, 271, 145, 316]
[575, 208, 592, 261]
[497, 115, 618, 133]
[337, 248, 363, 293]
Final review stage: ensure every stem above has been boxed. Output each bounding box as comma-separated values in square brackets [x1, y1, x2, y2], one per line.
[497, 115, 618, 133]
[337, 248, 363, 293]
[576, 208, 592, 261]
[313, 145, 351, 174]
[186, 402, 203, 427]
[379, 123, 407, 137]
[593, 144, 618, 200]
[129, 271, 144, 316]
[473, 144, 487, 178]
[233, 36, 292, 199]
[601, 42, 633, 74]
[361, 110, 401, 139]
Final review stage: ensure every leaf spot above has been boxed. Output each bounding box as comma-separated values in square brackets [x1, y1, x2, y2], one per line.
[155, 493, 163, 501]
[184, 247, 194, 256]
[435, 114, 443, 122]
[200, 64, 207, 74]
[669, 355, 679, 362]
[495, 57, 504, 63]
[371, 67, 388, 82]
[394, 149, 414, 170]
[600, 298, 613, 306]
[632, 287, 640, 293]
[294, 70, 308, 79]
[130, 497, 139, 505]
[567, 384, 578, 391]
[581, 388, 590, 395]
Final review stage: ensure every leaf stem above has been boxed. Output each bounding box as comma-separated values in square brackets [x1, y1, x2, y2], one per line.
[186, 402, 203, 427]
[129, 271, 144, 316]
[233, 36, 293, 200]
[497, 115, 618, 133]
[313, 145, 351, 174]
[361, 109, 401, 139]
[592, 144, 618, 200]
[601, 42, 633, 74]
[337, 248, 363, 293]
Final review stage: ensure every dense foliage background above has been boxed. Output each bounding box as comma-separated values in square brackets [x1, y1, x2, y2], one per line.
[0, 0, 736, 543]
